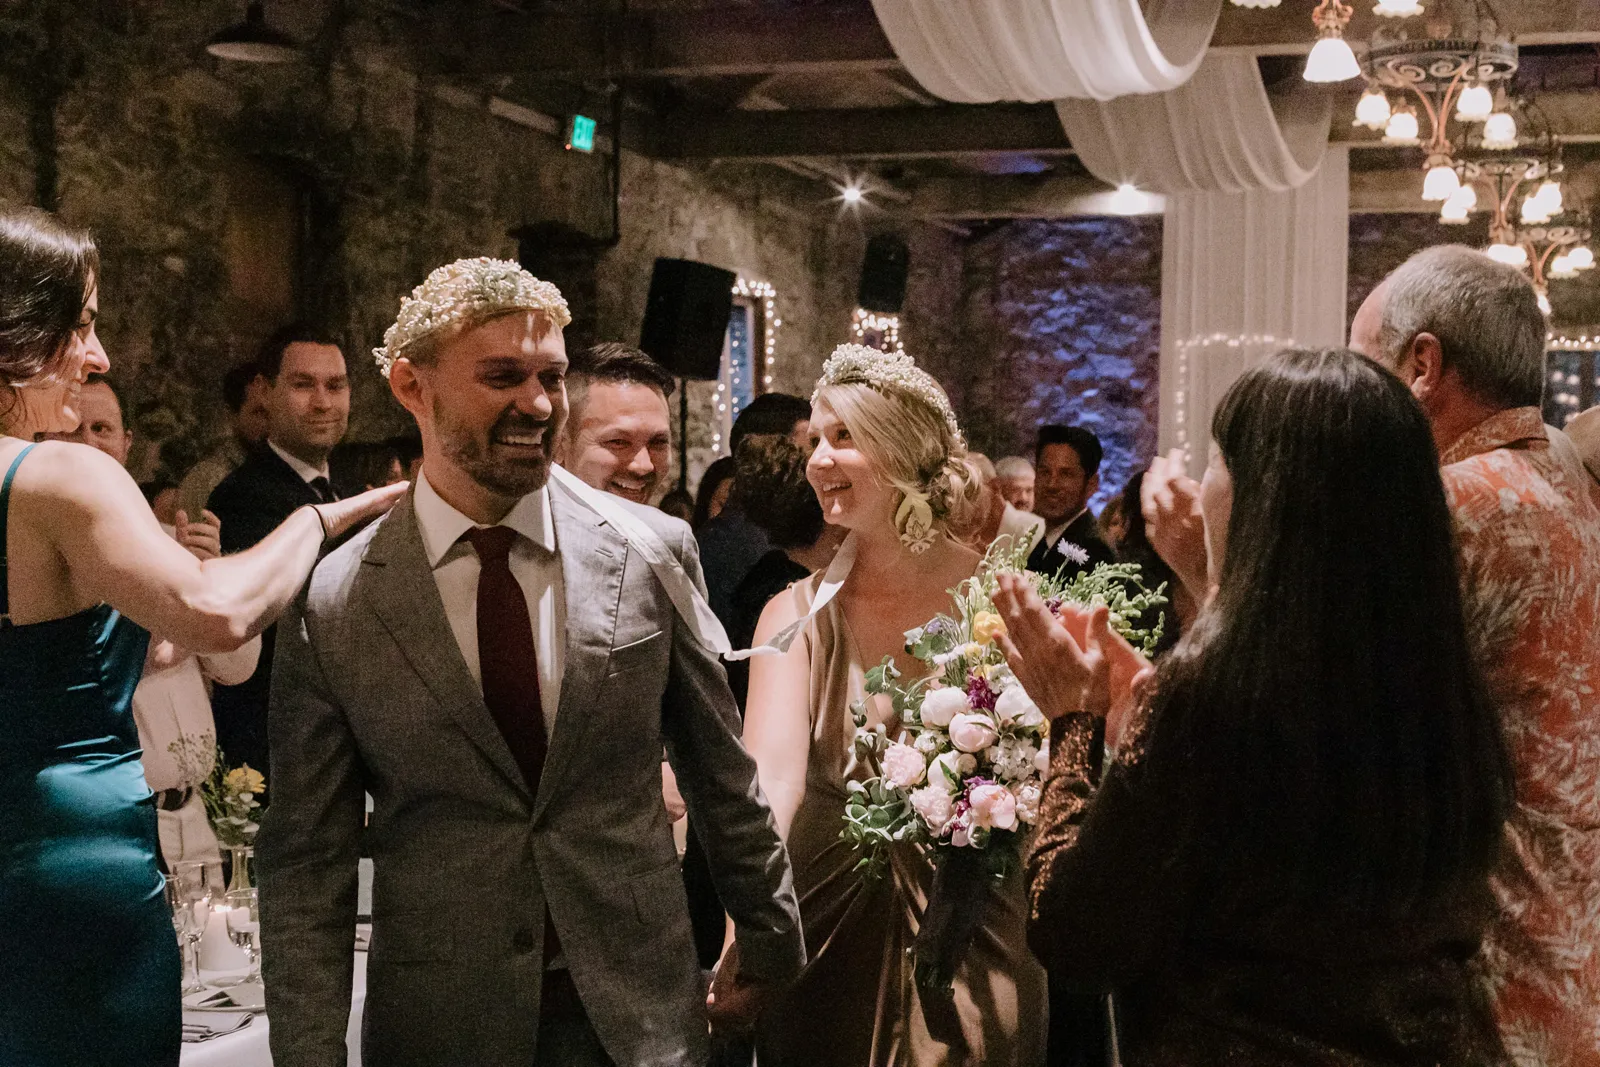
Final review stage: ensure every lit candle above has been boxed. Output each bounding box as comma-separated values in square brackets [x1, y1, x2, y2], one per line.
[198, 904, 250, 972]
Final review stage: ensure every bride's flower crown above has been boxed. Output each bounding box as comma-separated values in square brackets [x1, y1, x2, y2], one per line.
[372, 257, 572, 378]
[813, 344, 965, 449]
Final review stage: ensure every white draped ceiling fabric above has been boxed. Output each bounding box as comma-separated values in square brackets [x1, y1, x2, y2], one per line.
[1056, 54, 1348, 477]
[868, 0, 1222, 102]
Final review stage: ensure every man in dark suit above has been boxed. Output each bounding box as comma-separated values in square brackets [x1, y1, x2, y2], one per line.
[207, 325, 351, 777]
[1025, 424, 1116, 579]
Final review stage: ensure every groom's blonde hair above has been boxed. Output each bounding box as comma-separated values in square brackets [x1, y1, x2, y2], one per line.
[813, 379, 982, 541]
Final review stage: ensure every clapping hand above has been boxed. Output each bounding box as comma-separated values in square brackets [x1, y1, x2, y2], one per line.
[174, 509, 222, 561]
[1140, 449, 1209, 601]
[993, 573, 1154, 747]
[992, 572, 1111, 720]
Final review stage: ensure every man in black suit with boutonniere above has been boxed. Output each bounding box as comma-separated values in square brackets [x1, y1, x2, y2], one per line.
[1025, 424, 1116, 579]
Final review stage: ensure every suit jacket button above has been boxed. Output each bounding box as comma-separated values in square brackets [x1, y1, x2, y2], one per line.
[513, 927, 537, 954]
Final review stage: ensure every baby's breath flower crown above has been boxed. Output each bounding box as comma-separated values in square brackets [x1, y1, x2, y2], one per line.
[813, 344, 965, 449]
[372, 257, 572, 378]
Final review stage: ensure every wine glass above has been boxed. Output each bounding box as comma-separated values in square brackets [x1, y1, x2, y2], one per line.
[165, 875, 206, 995]
[224, 887, 261, 985]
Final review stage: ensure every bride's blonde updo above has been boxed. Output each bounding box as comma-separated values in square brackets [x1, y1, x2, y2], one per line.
[812, 344, 982, 552]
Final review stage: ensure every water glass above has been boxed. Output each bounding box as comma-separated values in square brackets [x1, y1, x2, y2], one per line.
[224, 887, 261, 985]
[165, 875, 206, 995]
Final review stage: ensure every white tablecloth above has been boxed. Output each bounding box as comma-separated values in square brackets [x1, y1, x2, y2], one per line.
[181, 948, 366, 1067]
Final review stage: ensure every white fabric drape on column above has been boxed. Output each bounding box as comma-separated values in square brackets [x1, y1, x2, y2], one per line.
[1053, 54, 1346, 476]
[1055, 53, 1331, 193]
[868, 0, 1221, 102]
[1158, 148, 1350, 476]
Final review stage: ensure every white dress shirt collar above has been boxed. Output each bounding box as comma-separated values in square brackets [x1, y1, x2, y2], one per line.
[268, 439, 331, 484]
[413, 469, 557, 568]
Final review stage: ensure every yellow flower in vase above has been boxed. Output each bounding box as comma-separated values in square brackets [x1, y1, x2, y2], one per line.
[225, 764, 267, 798]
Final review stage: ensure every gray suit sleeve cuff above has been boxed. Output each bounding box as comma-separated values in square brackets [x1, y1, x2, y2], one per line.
[734, 924, 807, 985]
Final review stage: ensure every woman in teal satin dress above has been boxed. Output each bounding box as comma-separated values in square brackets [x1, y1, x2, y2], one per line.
[0, 206, 404, 1065]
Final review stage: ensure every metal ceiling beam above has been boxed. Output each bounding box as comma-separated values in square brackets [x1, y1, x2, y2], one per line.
[909, 160, 1600, 219]
[643, 85, 1600, 163]
[424, 4, 897, 80]
[650, 103, 1070, 161]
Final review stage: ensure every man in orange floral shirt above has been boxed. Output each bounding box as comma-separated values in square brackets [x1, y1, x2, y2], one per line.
[1352, 245, 1600, 1067]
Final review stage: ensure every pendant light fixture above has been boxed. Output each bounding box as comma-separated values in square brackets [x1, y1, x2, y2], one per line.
[206, 2, 302, 64]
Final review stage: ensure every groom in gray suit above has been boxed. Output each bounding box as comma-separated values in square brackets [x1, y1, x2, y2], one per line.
[258, 259, 803, 1067]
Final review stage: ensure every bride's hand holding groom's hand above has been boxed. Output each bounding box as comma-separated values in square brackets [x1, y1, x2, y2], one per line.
[706, 941, 768, 1033]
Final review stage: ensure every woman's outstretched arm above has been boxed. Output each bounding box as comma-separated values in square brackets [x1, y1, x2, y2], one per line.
[20, 442, 403, 653]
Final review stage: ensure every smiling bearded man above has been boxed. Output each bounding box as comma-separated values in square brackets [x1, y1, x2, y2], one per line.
[256, 258, 802, 1067]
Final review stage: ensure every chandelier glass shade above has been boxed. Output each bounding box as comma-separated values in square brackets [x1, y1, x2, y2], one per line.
[1305, 35, 1362, 82]
[1355, 86, 1393, 129]
[1383, 106, 1421, 144]
[1481, 110, 1518, 148]
[1303, 0, 1361, 82]
[1486, 240, 1529, 267]
[1423, 157, 1461, 200]
[1455, 82, 1494, 121]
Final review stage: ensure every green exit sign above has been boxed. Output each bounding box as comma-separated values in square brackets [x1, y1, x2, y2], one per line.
[566, 114, 597, 153]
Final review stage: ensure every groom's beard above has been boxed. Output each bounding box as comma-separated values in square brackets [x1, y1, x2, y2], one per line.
[434, 400, 560, 499]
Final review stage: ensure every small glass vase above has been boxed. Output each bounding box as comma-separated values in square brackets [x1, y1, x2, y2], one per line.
[226, 844, 254, 895]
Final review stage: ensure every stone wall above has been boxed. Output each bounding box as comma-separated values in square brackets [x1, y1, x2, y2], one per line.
[907, 208, 1597, 522]
[0, 1, 863, 489]
[902, 216, 1163, 513]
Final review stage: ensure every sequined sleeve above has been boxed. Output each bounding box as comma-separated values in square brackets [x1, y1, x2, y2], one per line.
[1023, 702, 1190, 991]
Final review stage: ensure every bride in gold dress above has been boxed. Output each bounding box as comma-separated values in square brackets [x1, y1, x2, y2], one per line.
[733, 344, 1047, 1066]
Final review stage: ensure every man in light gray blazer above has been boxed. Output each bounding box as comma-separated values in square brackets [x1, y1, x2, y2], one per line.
[258, 259, 803, 1067]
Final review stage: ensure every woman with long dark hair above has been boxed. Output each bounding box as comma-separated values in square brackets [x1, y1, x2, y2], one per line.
[0, 206, 401, 1065]
[995, 348, 1511, 1065]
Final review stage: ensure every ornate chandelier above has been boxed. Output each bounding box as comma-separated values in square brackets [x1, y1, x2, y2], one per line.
[1234, 0, 1594, 312]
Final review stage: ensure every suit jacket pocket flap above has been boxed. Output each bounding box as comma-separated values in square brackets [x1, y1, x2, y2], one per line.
[629, 863, 686, 925]
[607, 630, 665, 677]
[370, 920, 455, 963]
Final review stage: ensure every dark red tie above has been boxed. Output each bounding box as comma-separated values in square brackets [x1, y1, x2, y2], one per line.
[465, 526, 548, 791]
[466, 526, 561, 964]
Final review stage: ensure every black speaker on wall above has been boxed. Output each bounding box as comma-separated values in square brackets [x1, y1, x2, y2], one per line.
[858, 233, 910, 314]
[639, 258, 736, 381]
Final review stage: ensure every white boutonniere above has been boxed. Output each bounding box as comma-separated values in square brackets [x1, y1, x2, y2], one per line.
[1056, 540, 1090, 564]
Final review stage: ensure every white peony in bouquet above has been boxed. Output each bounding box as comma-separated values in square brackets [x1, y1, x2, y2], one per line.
[842, 534, 1166, 997]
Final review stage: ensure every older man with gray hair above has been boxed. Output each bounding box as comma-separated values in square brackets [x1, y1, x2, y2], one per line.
[1349, 244, 1600, 1065]
[993, 455, 1036, 512]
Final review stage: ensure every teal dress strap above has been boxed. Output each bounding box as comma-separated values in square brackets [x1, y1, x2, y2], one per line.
[0, 443, 38, 627]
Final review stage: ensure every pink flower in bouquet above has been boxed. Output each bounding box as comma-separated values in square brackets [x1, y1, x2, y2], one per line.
[909, 785, 955, 835]
[920, 686, 970, 728]
[949, 712, 999, 754]
[1011, 781, 1042, 824]
[968, 782, 1018, 831]
[995, 684, 1043, 728]
[883, 742, 927, 788]
[931, 750, 977, 792]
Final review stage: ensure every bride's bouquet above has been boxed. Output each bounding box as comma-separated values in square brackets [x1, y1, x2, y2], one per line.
[842, 534, 1166, 1000]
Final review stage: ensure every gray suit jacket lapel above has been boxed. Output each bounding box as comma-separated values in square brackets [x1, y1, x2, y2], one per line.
[534, 480, 628, 824]
[362, 494, 533, 803]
